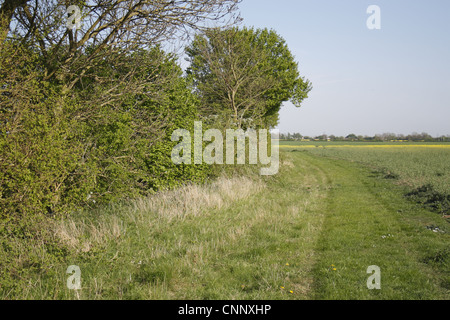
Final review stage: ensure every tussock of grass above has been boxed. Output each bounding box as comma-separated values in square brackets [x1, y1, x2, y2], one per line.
[405, 184, 450, 216]
[54, 216, 125, 253]
[132, 176, 264, 221]
[53, 176, 264, 254]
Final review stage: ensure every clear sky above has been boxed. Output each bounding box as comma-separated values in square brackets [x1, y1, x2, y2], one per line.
[237, 0, 450, 137]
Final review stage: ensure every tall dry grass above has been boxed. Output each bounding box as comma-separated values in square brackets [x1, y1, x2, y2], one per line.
[54, 176, 264, 252]
[133, 176, 264, 220]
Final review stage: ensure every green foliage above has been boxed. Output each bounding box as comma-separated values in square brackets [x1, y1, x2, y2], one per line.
[0, 213, 71, 298]
[186, 26, 312, 129]
[1, 42, 209, 220]
[0, 41, 82, 217]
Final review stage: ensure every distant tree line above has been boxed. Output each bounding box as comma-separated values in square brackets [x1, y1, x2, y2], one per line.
[280, 132, 450, 142]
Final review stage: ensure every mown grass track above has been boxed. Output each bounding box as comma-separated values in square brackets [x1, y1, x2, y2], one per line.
[296, 151, 449, 299]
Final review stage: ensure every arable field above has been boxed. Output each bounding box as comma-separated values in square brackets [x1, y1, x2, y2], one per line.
[2, 144, 449, 300]
[281, 141, 450, 194]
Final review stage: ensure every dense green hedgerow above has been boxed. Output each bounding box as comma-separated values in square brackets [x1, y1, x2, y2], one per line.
[1, 42, 209, 220]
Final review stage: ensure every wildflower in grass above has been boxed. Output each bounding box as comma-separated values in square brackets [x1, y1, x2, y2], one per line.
[286, 263, 289, 266]
[289, 290, 294, 294]
[333, 268, 337, 271]
[280, 286, 285, 289]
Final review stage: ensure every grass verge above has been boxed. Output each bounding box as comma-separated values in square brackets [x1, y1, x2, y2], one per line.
[1, 151, 448, 299]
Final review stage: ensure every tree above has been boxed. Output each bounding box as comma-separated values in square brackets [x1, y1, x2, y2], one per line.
[186, 27, 311, 129]
[293, 133, 302, 140]
[1, 0, 241, 92]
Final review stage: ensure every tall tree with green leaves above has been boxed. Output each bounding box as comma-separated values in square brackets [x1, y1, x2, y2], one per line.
[186, 27, 312, 129]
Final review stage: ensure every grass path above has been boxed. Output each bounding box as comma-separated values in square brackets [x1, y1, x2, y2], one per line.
[298, 151, 449, 299]
[17, 151, 449, 300]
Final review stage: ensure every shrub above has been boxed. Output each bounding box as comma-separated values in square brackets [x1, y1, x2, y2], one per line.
[405, 184, 450, 215]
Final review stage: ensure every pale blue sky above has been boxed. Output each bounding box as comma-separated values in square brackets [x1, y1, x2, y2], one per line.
[238, 0, 450, 136]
